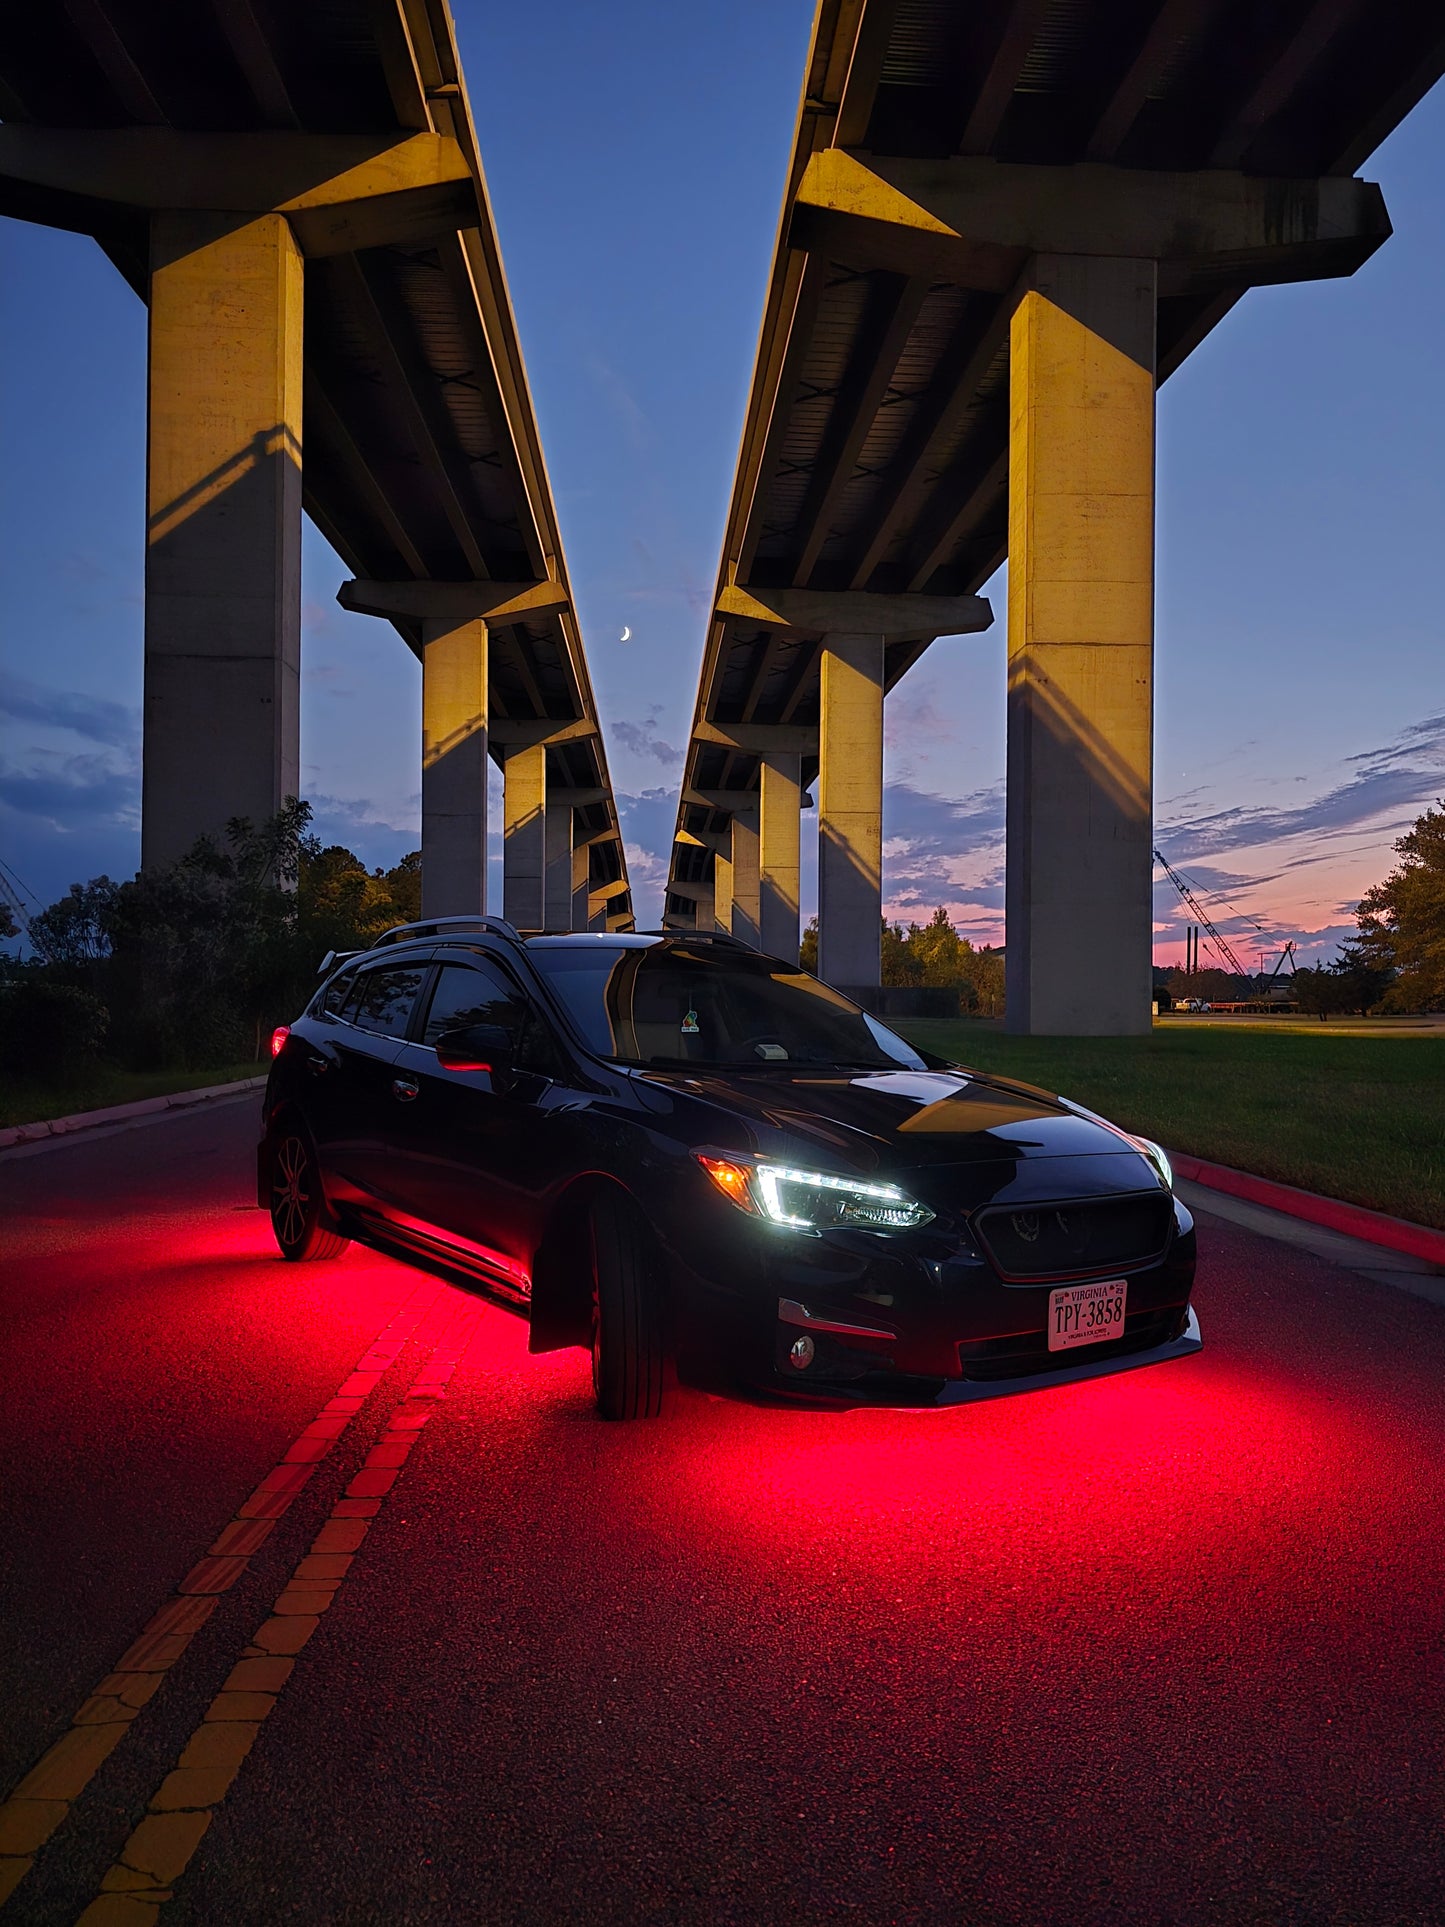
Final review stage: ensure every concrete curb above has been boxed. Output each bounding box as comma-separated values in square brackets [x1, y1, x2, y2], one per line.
[1172, 1152, 1445, 1268]
[0, 1076, 266, 1153]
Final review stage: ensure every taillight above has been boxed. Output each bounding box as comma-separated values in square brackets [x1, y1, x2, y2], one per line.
[270, 1025, 290, 1058]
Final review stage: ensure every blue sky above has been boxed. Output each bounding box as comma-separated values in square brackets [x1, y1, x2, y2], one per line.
[2, 0, 1443, 969]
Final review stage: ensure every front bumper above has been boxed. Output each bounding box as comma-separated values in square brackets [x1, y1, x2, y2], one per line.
[659, 1182, 1199, 1408]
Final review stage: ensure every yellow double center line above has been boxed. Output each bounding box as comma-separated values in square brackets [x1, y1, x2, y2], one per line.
[0, 1277, 454, 1912]
[73, 1298, 482, 1923]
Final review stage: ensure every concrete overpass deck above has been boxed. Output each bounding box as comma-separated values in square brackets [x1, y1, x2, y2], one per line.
[0, 0, 631, 930]
[664, 0, 1444, 1019]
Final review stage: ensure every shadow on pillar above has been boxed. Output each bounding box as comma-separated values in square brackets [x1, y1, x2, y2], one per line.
[1005, 650, 1152, 1036]
[142, 429, 302, 870]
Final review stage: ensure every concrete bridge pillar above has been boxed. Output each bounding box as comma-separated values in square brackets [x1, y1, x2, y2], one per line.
[817, 632, 884, 990]
[1006, 255, 1156, 1035]
[544, 800, 592, 932]
[728, 806, 761, 950]
[503, 742, 547, 932]
[712, 841, 734, 937]
[142, 213, 302, 867]
[759, 751, 801, 963]
[420, 616, 489, 918]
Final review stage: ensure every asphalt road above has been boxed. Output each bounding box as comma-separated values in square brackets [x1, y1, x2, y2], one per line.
[2, 1097, 1443, 1927]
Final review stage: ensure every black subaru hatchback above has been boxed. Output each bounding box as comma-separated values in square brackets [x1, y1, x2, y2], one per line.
[259, 917, 1200, 1419]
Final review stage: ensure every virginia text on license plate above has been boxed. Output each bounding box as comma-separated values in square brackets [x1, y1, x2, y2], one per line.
[1047, 1279, 1127, 1352]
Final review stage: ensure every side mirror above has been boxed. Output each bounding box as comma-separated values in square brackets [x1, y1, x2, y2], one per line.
[434, 1022, 513, 1077]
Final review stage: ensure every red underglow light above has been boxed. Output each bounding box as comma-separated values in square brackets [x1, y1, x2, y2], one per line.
[696, 1155, 755, 1211]
[270, 1025, 290, 1058]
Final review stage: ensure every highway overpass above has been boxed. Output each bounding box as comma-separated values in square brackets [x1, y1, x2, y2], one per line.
[662, 0, 1442, 1029]
[0, 0, 632, 932]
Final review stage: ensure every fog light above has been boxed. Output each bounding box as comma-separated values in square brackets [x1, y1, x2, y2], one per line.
[789, 1335, 815, 1369]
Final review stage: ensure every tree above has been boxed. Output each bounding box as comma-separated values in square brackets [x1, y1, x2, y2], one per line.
[1356, 802, 1445, 1012]
[1292, 965, 1348, 1022]
[28, 878, 118, 970]
[800, 917, 818, 974]
[1330, 936, 1394, 1016]
[0, 903, 17, 943]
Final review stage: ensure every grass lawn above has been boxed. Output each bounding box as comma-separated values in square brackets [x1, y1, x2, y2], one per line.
[0, 1060, 264, 1130]
[896, 1020, 1445, 1230]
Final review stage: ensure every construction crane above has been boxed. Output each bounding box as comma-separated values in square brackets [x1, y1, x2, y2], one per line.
[1265, 940, 1297, 982]
[0, 857, 34, 938]
[1152, 848, 1252, 980]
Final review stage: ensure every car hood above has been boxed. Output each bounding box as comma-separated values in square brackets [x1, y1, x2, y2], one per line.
[635, 1064, 1148, 1177]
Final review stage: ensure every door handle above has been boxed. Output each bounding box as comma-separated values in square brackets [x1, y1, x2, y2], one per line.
[392, 1078, 420, 1103]
[307, 1055, 330, 1077]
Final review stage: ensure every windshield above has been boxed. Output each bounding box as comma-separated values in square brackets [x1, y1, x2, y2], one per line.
[529, 943, 928, 1072]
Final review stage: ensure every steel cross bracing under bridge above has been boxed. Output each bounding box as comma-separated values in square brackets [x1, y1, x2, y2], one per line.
[664, 0, 1443, 1026]
[0, 0, 631, 932]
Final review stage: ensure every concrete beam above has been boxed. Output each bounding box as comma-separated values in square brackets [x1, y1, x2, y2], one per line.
[1006, 256, 1157, 1036]
[717, 582, 991, 640]
[548, 786, 607, 808]
[339, 579, 569, 623]
[488, 717, 596, 749]
[790, 151, 1390, 293]
[142, 213, 302, 869]
[502, 741, 547, 933]
[816, 634, 884, 990]
[0, 127, 479, 255]
[682, 787, 760, 814]
[421, 616, 488, 917]
[694, 719, 818, 754]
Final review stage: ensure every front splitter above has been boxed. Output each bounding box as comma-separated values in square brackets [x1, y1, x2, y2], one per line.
[934, 1307, 1202, 1406]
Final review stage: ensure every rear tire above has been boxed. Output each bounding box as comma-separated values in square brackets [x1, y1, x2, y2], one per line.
[589, 1191, 670, 1420]
[269, 1128, 349, 1262]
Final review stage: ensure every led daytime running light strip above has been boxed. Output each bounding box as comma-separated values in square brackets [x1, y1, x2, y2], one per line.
[755, 1163, 920, 1230]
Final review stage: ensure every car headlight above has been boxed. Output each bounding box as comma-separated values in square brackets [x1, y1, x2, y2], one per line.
[1133, 1137, 1173, 1190]
[696, 1155, 934, 1232]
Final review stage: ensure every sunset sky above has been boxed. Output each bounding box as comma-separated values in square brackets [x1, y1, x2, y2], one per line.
[2, 0, 1443, 970]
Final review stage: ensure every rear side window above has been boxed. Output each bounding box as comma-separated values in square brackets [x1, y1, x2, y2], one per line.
[345, 965, 428, 1039]
[318, 970, 354, 1018]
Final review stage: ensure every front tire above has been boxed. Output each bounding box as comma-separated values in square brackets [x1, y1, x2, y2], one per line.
[269, 1129, 349, 1262]
[589, 1191, 670, 1420]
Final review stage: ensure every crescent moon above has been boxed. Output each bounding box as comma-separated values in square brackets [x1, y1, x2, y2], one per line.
[619, 625, 632, 642]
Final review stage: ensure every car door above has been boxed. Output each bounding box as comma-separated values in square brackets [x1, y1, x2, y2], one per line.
[389, 952, 571, 1279]
[304, 956, 432, 1208]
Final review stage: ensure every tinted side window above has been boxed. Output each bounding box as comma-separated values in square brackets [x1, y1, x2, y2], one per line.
[424, 962, 564, 1078]
[318, 970, 354, 1018]
[423, 962, 524, 1045]
[345, 965, 428, 1039]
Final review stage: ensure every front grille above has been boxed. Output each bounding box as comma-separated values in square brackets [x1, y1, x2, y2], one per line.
[958, 1307, 1184, 1382]
[973, 1192, 1172, 1281]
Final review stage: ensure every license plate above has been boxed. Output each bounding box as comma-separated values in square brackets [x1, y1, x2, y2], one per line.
[1047, 1279, 1127, 1352]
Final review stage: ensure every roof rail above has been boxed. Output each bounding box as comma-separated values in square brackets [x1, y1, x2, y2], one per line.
[637, 929, 754, 951]
[374, 915, 523, 949]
